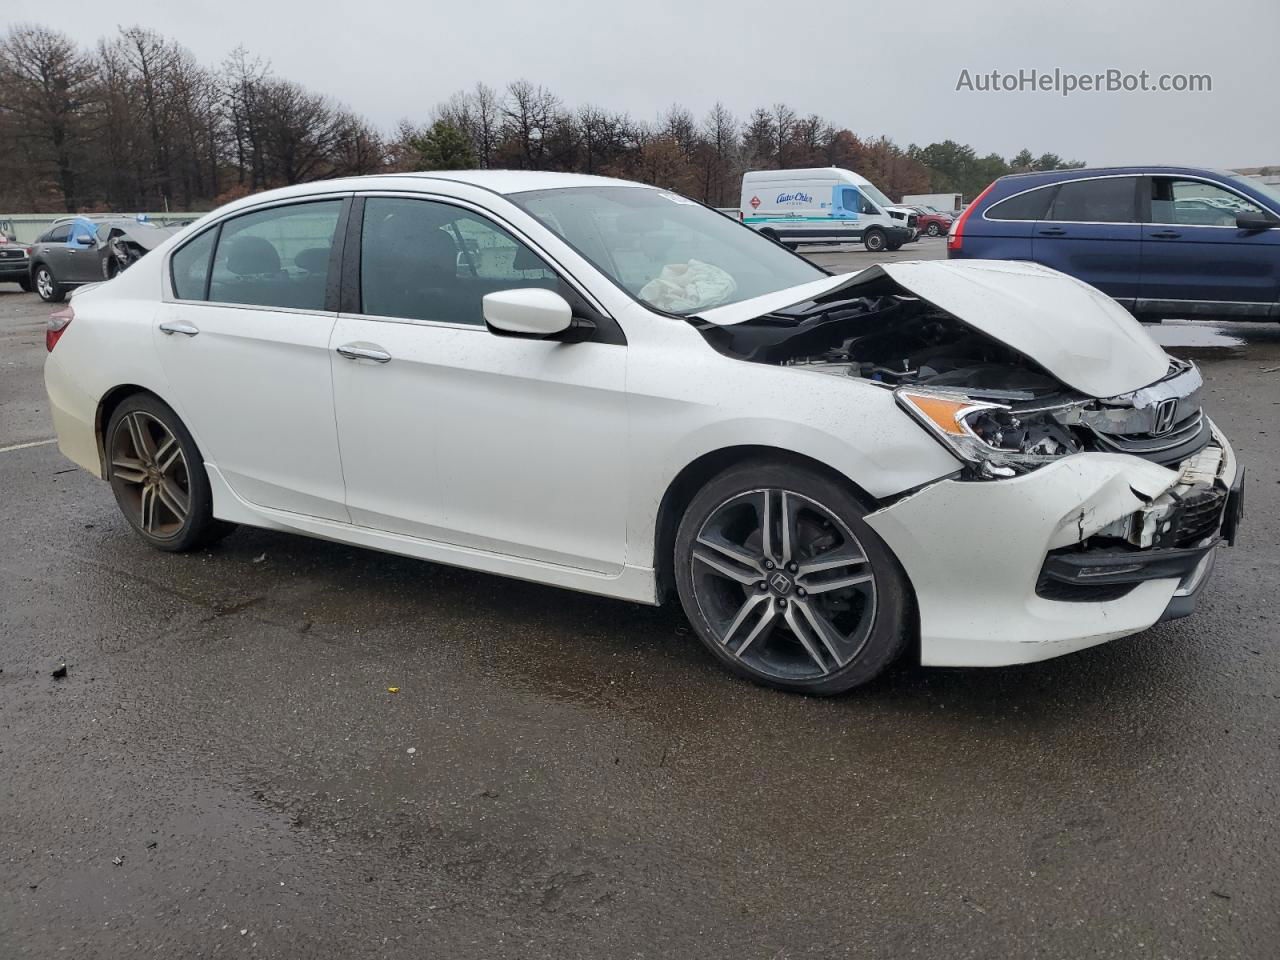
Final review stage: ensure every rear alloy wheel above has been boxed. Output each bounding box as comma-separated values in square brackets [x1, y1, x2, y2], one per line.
[106, 395, 234, 552]
[675, 462, 911, 695]
[926, 222, 942, 237]
[863, 228, 887, 252]
[34, 265, 64, 303]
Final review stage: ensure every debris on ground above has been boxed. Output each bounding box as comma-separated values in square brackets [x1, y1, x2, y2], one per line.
[387, 687, 400, 694]
[112, 856, 123, 866]
[252, 554, 267, 564]
[51, 661, 67, 680]
[406, 747, 416, 755]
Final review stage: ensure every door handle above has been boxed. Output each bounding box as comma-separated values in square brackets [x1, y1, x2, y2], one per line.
[1037, 227, 1067, 236]
[1149, 230, 1182, 239]
[336, 343, 392, 363]
[159, 320, 200, 336]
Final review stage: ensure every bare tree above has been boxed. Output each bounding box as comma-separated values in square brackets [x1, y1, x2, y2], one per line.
[0, 24, 95, 209]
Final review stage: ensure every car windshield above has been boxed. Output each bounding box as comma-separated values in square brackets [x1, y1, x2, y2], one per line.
[1226, 175, 1280, 211]
[858, 182, 893, 208]
[509, 186, 826, 314]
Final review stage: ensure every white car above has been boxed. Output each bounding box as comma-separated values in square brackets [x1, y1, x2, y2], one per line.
[43, 172, 1244, 695]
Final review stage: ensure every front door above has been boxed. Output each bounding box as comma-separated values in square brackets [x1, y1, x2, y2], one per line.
[1138, 176, 1280, 317]
[154, 198, 350, 521]
[1030, 176, 1142, 302]
[330, 195, 629, 574]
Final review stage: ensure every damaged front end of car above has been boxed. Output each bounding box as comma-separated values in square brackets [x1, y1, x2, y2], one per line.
[689, 259, 1244, 661]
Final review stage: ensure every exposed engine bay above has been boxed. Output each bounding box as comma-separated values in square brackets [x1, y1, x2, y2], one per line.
[694, 285, 1211, 475]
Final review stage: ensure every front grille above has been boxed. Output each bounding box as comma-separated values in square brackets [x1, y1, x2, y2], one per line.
[1091, 409, 1205, 456]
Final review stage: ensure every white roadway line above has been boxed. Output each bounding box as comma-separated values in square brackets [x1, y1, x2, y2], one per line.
[0, 438, 57, 454]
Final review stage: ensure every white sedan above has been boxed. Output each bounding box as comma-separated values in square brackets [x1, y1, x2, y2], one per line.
[43, 172, 1244, 694]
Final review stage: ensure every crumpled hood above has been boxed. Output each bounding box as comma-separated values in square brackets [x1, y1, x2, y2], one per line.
[696, 259, 1171, 398]
[112, 224, 180, 250]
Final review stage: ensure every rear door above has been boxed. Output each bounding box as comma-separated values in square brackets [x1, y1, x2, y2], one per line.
[1138, 176, 1280, 317]
[154, 197, 351, 521]
[1030, 176, 1142, 302]
[39, 223, 73, 277]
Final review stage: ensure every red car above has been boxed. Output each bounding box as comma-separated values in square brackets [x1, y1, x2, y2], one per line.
[909, 206, 953, 237]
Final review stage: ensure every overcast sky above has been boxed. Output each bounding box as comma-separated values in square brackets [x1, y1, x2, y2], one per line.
[9, 0, 1279, 168]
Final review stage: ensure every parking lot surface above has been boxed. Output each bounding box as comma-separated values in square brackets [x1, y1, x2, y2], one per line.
[2, 237, 1279, 958]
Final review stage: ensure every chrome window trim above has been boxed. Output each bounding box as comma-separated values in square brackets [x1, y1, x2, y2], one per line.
[981, 172, 1280, 227]
[350, 189, 616, 325]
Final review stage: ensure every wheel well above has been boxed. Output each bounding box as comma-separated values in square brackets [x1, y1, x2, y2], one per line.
[95, 384, 159, 471]
[652, 445, 878, 604]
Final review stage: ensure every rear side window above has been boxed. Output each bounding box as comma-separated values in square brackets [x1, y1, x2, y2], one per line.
[1045, 177, 1138, 223]
[208, 201, 342, 310]
[360, 197, 557, 325]
[170, 228, 218, 301]
[985, 185, 1055, 221]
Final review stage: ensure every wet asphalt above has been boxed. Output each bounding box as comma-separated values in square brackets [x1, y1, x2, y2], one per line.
[1, 237, 1278, 958]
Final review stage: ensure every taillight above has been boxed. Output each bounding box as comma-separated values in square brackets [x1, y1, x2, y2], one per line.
[46, 304, 74, 352]
[947, 181, 995, 253]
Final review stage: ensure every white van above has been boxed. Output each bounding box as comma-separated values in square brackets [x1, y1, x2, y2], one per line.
[740, 168, 917, 252]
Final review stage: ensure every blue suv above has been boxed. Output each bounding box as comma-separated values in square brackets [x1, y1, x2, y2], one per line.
[948, 166, 1280, 321]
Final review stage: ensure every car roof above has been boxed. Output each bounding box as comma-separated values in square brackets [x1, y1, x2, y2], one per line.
[195, 170, 655, 224]
[995, 165, 1241, 185]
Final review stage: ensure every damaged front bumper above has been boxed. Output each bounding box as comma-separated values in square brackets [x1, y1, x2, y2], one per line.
[864, 420, 1241, 667]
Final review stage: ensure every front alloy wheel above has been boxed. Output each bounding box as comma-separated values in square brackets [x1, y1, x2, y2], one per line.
[675, 463, 910, 694]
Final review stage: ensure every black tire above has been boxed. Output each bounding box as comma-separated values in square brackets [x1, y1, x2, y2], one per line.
[105, 394, 236, 552]
[761, 228, 782, 246]
[674, 460, 912, 695]
[18, 275, 32, 292]
[784, 241, 799, 251]
[33, 264, 65, 303]
[886, 241, 904, 251]
[863, 228, 887, 252]
[926, 222, 942, 237]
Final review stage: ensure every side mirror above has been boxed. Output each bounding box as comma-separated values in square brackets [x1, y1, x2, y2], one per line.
[484, 288, 589, 341]
[72, 234, 93, 246]
[1236, 212, 1280, 231]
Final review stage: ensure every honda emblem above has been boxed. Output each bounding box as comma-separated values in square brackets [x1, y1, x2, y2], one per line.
[1152, 398, 1179, 436]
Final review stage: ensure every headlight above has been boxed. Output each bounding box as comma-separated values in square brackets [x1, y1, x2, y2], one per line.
[896, 388, 1080, 479]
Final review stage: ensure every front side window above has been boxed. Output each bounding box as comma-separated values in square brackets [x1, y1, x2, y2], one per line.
[208, 200, 341, 310]
[857, 192, 879, 216]
[1153, 179, 1265, 226]
[45, 224, 71, 244]
[71, 222, 95, 245]
[511, 186, 825, 314]
[360, 197, 557, 325]
[1045, 177, 1138, 223]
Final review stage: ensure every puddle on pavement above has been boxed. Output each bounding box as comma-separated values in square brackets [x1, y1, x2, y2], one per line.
[1147, 320, 1280, 361]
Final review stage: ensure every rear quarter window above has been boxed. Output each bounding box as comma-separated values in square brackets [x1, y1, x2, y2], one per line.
[984, 185, 1056, 221]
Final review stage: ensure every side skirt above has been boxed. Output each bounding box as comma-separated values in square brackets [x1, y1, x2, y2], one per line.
[205, 464, 660, 605]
